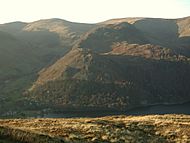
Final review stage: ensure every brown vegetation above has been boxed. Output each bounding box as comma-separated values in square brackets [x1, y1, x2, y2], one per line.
[0, 114, 190, 142]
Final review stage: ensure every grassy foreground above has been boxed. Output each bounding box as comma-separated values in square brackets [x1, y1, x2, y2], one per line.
[0, 114, 190, 143]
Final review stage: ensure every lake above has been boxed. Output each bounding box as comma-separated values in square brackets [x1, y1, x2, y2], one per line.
[43, 102, 190, 118]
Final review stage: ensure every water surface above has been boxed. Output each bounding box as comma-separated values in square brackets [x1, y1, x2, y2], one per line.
[44, 102, 190, 118]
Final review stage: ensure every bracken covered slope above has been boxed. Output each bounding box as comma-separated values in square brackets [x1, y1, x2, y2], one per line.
[0, 114, 190, 143]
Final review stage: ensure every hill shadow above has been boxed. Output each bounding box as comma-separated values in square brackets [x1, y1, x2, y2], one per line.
[133, 18, 190, 56]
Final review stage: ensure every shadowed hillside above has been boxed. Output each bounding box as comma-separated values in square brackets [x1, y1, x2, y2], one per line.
[0, 19, 96, 116]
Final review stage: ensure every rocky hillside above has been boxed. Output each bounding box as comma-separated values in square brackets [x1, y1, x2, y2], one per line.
[107, 42, 184, 60]
[28, 17, 190, 111]
[0, 114, 190, 143]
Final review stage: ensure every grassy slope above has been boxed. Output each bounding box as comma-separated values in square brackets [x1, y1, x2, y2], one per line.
[0, 114, 190, 143]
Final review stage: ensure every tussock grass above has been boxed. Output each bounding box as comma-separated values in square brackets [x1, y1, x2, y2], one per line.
[0, 114, 190, 142]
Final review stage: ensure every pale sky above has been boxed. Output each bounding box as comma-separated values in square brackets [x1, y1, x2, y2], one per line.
[0, 0, 190, 24]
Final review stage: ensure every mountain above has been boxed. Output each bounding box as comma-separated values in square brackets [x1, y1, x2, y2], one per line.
[1, 17, 190, 116]
[28, 17, 190, 111]
[0, 19, 95, 115]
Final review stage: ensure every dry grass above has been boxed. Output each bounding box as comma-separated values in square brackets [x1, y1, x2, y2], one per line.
[0, 114, 190, 143]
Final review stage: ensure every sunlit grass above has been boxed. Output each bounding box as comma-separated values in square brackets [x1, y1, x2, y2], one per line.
[0, 114, 190, 143]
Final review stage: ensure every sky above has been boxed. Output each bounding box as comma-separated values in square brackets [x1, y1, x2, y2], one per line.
[0, 0, 190, 24]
